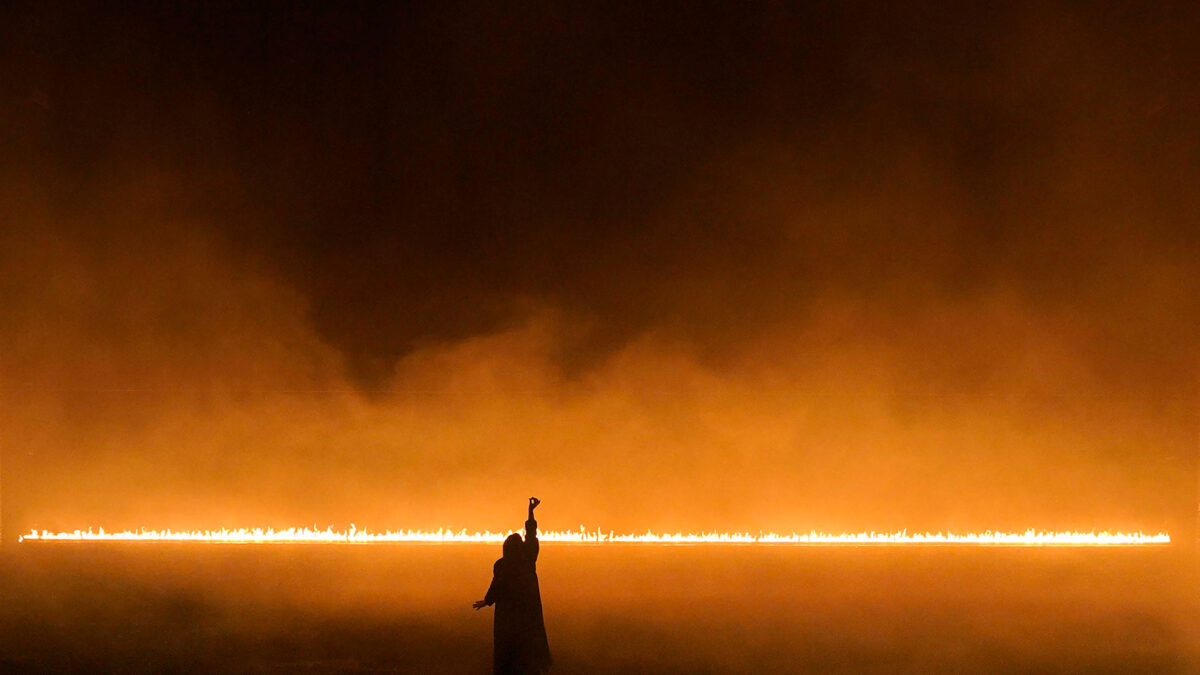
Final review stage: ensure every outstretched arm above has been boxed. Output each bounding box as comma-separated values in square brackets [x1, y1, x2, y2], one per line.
[474, 572, 498, 610]
[525, 497, 541, 562]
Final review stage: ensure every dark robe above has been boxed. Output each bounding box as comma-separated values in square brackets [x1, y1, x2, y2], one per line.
[484, 518, 552, 674]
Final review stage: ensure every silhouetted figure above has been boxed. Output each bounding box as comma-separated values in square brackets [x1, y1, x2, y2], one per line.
[474, 497, 552, 674]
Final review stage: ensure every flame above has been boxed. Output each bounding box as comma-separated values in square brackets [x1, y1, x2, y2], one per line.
[18, 527, 1170, 545]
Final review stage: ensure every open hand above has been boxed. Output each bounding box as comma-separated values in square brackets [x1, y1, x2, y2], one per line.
[473, 600, 488, 610]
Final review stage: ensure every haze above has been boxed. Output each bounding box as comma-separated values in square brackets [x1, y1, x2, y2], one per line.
[2, 2, 1197, 540]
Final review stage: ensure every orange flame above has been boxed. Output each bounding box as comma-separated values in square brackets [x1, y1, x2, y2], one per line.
[18, 527, 1170, 545]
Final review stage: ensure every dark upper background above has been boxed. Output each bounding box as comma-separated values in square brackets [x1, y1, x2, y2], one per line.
[1, 2, 1198, 536]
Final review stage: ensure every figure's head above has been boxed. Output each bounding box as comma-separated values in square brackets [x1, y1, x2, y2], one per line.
[503, 533, 523, 558]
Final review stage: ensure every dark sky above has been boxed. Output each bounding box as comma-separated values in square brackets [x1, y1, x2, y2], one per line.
[2, 2, 1198, 537]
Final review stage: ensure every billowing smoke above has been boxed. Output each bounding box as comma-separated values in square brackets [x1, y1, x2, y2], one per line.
[2, 3, 1197, 540]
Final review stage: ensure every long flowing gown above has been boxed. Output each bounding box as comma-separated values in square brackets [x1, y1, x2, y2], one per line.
[484, 518, 552, 674]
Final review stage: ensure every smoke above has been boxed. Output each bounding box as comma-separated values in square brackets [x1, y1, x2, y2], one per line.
[2, 546, 1194, 672]
[1, 2, 1198, 537]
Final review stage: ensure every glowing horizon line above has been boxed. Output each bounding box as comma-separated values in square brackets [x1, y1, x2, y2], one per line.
[17, 526, 1171, 546]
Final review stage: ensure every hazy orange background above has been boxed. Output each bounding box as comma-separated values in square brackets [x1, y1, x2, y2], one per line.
[1, 2, 1197, 541]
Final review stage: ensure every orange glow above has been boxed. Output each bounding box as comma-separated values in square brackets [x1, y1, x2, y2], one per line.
[18, 527, 1170, 545]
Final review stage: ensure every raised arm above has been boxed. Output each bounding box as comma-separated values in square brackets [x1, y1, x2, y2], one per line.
[525, 496, 541, 562]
